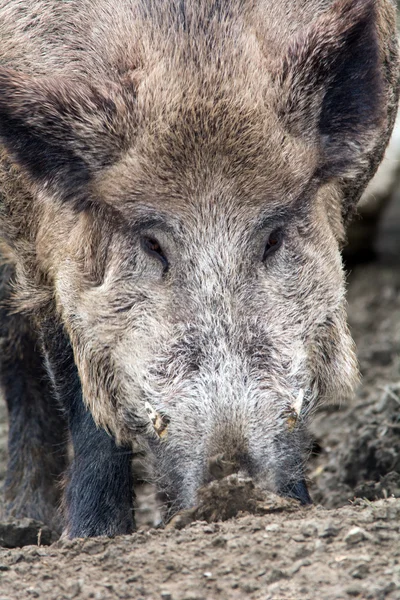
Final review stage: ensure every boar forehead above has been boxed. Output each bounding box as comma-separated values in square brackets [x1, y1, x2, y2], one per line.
[97, 74, 318, 217]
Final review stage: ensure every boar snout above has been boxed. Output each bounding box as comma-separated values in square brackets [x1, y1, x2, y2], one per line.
[207, 453, 244, 481]
[206, 452, 311, 505]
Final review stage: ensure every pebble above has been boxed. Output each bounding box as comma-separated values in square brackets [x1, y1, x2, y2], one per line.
[67, 581, 82, 598]
[287, 558, 312, 576]
[265, 524, 280, 532]
[346, 584, 364, 596]
[265, 568, 286, 583]
[344, 527, 370, 545]
[203, 525, 218, 534]
[211, 536, 227, 547]
[240, 582, 259, 593]
[350, 563, 370, 579]
[300, 523, 318, 538]
[319, 522, 339, 538]
[82, 541, 106, 555]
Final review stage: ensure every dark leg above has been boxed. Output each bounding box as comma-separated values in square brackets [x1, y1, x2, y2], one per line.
[0, 265, 67, 532]
[40, 319, 135, 538]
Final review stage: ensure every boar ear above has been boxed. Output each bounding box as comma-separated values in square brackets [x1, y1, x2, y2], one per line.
[0, 68, 135, 204]
[276, 0, 384, 181]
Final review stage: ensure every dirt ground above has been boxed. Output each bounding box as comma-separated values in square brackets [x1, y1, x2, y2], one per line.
[0, 205, 399, 598]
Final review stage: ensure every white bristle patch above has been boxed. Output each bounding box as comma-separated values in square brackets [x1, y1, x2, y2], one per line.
[292, 389, 304, 417]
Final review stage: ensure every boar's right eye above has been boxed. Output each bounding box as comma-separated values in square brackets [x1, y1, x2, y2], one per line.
[263, 228, 284, 261]
[141, 236, 169, 272]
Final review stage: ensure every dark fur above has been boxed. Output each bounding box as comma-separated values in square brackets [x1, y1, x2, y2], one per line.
[0, 265, 67, 531]
[40, 318, 135, 537]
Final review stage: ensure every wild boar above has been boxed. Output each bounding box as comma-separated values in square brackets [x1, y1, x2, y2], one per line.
[0, 0, 398, 537]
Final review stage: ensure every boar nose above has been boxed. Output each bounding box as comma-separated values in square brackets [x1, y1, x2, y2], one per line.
[207, 454, 312, 506]
[207, 453, 250, 482]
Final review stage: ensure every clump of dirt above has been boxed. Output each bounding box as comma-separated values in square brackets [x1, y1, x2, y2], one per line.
[0, 517, 57, 548]
[166, 475, 300, 529]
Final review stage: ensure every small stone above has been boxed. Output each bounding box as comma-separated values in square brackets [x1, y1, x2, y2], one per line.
[288, 559, 312, 576]
[211, 536, 227, 547]
[344, 527, 370, 545]
[0, 565, 10, 572]
[67, 581, 82, 598]
[240, 582, 259, 593]
[82, 540, 106, 555]
[266, 568, 286, 583]
[265, 524, 280, 532]
[9, 553, 23, 565]
[203, 525, 218, 534]
[350, 564, 370, 579]
[293, 544, 315, 559]
[301, 523, 318, 538]
[380, 582, 396, 595]
[346, 584, 364, 596]
[160, 593, 173, 600]
[319, 522, 339, 538]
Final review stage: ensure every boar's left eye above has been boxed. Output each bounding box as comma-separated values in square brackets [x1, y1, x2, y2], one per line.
[141, 236, 169, 272]
[263, 228, 284, 260]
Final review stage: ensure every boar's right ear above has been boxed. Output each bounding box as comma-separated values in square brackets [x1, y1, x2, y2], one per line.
[0, 68, 136, 205]
[275, 0, 385, 182]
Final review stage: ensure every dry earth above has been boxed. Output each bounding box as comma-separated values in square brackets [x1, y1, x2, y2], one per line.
[0, 201, 399, 598]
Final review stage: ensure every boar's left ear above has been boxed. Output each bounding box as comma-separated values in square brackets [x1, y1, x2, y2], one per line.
[275, 0, 385, 182]
[0, 68, 136, 205]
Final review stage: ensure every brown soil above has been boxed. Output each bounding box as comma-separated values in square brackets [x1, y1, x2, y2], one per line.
[0, 256, 399, 600]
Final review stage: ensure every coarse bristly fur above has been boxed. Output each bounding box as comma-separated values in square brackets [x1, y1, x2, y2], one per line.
[0, 0, 398, 536]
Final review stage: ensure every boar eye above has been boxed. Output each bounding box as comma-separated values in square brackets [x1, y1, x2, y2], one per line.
[141, 236, 169, 271]
[263, 228, 284, 260]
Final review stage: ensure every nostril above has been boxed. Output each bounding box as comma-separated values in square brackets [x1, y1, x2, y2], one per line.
[207, 453, 240, 481]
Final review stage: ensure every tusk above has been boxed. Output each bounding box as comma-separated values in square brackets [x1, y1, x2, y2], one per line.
[144, 401, 170, 439]
[286, 389, 304, 432]
[292, 389, 304, 417]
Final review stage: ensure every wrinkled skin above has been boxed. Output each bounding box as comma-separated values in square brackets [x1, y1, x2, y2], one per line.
[0, 0, 398, 534]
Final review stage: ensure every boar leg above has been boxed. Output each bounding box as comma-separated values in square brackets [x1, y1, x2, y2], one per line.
[0, 266, 67, 532]
[41, 322, 135, 538]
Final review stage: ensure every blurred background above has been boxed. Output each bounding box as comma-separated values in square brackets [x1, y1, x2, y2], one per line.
[346, 111, 400, 264]
[345, 3, 400, 264]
